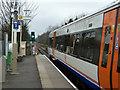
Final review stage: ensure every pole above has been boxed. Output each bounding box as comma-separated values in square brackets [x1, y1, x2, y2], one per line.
[10, 0, 19, 74]
[5, 33, 8, 56]
[14, 31, 17, 44]
[20, 22, 22, 55]
[11, 19, 14, 44]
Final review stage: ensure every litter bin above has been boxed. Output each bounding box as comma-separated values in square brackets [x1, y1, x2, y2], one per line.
[7, 52, 12, 71]
[7, 52, 11, 66]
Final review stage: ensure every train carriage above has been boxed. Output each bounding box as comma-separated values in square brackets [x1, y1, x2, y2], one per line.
[48, 1, 120, 89]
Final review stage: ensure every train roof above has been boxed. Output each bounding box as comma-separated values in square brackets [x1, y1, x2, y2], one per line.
[49, 0, 120, 36]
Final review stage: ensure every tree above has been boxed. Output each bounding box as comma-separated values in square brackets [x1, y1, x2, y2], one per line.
[37, 31, 49, 46]
[74, 16, 78, 20]
[0, 0, 38, 41]
[68, 18, 73, 23]
[0, 0, 12, 40]
[77, 13, 87, 19]
[22, 23, 30, 41]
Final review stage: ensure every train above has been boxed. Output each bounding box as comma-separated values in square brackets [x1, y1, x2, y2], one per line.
[48, 1, 120, 89]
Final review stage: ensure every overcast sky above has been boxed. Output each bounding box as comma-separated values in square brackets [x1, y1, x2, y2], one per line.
[26, 0, 117, 37]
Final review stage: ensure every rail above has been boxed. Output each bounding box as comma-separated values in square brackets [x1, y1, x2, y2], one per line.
[37, 47, 49, 57]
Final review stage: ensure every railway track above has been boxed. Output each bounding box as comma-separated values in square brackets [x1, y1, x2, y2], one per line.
[37, 47, 49, 57]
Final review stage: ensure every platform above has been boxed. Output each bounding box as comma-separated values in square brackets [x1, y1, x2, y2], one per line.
[35, 54, 76, 89]
[2, 56, 41, 89]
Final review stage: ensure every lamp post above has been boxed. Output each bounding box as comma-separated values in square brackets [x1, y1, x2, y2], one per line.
[10, 0, 19, 74]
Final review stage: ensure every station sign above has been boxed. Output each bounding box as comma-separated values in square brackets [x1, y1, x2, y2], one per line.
[18, 15, 23, 25]
[18, 20, 23, 25]
[18, 15, 23, 20]
[13, 22, 18, 29]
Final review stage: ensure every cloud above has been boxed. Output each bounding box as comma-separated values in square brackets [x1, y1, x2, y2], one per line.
[28, 0, 116, 37]
[23, 0, 115, 3]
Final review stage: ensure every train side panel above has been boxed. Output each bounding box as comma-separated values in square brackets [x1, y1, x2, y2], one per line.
[48, 2, 120, 89]
[56, 14, 103, 37]
[54, 49, 98, 83]
[112, 7, 120, 89]
[98, 8, 119, 89]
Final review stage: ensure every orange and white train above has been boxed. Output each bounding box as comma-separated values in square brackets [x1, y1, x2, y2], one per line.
[48, 1, 120, 89]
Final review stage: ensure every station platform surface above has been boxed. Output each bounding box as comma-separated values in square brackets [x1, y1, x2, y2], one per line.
[2, 56, 42, 89]
[35, 54, 76, 89]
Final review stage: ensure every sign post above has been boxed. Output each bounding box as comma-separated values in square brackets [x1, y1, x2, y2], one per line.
[10, 0, 19, 75]
[18, 15, 23, 55]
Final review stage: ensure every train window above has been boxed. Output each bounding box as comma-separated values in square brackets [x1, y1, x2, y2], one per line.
[49, 37, 53, 48]
[85, 33, 90, 38]
[86, 32, 95, 61]
[60, 45, 64, 51]
[117, 25, 120, 73]
[55, 44, 59, 49]
[70, 34, 74, 47]
[81, 32, 95, 61]
[55, 36, 59, 50]
[55, 35, 66, 52]
[117, 47, 120, 73]
[73, 34, 80, 56]
[90, 32, 96, 38]
[64, 35, 70, 52]
[69, 34, 76, 54]
[101, 26, 111, 68]
[62, 28, 102, 65]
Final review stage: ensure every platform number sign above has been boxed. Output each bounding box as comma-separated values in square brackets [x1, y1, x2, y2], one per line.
[13, 22, 18, 29]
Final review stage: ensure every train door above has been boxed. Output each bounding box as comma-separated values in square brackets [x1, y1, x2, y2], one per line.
[112, 8, 120, 89]
[99, 9, 117, 89]
[52, 32, 56, 55]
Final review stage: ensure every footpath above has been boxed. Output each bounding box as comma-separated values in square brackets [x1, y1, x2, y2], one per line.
[2, 56, 42, 89]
